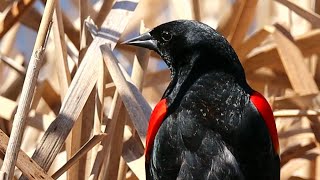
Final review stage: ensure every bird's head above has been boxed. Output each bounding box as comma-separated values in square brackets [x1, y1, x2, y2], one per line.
[123, 20, 244, 78]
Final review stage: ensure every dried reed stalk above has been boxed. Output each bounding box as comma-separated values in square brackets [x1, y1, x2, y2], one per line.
[236, 26, 275, 61]
[101, 45, 149, 144]
[192, 0, 201, 21]
[230, 0, 258, 48]
[217, 0, 245, 38]
[243, 29, 320, 72]
[273, 24, 318, 94]
[275, 0, 320, 28]
[94, 0, 115, 27]
[0, 55, 26, 76]
[0, 0, 36, 38]
[0, 129, 53, 180]
[89, 92, 123, 180]
[19, 1, 140, 179]
[51, 133, 107, 179]
[1, 0, 55, 179]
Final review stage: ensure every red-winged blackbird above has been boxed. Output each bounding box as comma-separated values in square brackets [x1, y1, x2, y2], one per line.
[124, 20, 280, 180]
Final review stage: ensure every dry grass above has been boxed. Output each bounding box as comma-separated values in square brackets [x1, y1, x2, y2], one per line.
[0, 0, 319, 179]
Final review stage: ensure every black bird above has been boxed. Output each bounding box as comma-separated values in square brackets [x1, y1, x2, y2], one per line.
[124, 20, 280, 180]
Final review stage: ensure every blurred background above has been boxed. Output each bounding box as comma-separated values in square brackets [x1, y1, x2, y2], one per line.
[1, 0, 320, 179]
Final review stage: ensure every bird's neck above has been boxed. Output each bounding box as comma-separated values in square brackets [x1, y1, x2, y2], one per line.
[162, 53, 198, 108]
[162, 66, 196, 111]
[162, 54, 251, 112]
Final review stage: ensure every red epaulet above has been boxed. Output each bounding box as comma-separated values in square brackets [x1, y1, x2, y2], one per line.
[250, 91, 279, 154]
[145, 99, 168, 160]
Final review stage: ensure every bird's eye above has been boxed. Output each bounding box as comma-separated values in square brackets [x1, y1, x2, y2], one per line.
[161, 31, 172, 42]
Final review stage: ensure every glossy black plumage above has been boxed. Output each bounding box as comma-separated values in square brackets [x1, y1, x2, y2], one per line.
[124, 20, 280, 180]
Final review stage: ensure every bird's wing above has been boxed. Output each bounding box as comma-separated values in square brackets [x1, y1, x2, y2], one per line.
[250, 91, 279, 154]
[145, 98, 168, 160]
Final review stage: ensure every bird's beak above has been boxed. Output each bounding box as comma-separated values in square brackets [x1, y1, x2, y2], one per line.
[122, 32, 158, 52]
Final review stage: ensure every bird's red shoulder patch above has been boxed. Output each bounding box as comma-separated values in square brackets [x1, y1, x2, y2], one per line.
[145, 98, 168, 160]
[250, 91, 279, 154]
